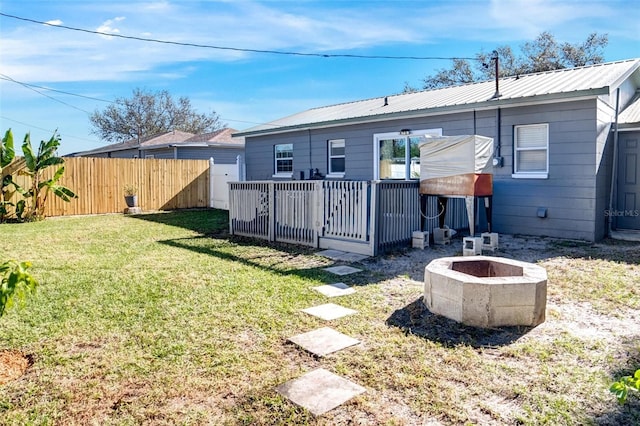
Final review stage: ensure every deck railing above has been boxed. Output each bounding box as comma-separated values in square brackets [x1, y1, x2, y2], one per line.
[230, 180, 413, 255]
[228, 180, 468, 255]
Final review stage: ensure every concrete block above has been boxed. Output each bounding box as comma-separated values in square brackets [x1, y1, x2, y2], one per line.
[412, 231, 429, 240]
[481, 232, 499, 251]
[462, 237, 483, 256]
[412, 237, 429, 249]
[433, 227, 451, 245]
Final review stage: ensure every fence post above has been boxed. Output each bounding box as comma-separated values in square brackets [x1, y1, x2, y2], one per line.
[268, 182, 275, 242]
[236, 155, 246, 182]
[369, 181, 379, 256]
[313, 181, 323, 247]
[209, 157, 215, 208]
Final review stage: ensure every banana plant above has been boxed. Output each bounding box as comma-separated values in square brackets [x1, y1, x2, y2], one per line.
[18, 131, 77, 221]
[1, 129, 19, 222]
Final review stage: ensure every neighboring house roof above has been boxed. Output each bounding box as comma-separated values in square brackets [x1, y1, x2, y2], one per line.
[235, 59, 640, 137]
[185, 128, 243, 144]
[69, 128, 243, 156]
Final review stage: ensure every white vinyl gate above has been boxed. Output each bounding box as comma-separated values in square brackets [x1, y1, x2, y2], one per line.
[209, 156, 244, 210]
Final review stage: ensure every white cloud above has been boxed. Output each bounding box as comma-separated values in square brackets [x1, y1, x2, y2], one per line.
[96, 17, 125, 38]
[45, 19, 63, 26]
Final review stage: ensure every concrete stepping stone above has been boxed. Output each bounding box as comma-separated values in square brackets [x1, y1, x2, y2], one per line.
[323, 265, 362, 276]
[276, 368, 366, 416]
[301, 303, 358, 321]
[317, 249, 369, 263]
[288, 326, 360, 357]
[313, 282, 355, 298]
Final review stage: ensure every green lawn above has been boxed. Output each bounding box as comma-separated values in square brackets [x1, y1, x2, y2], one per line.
[1, 210, 639, 425]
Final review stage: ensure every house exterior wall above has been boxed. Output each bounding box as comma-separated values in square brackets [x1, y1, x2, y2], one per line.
[244, 99, 604, 240]
[177, 147, 243, 163]
[493, 99, 599, 241]
[107, 149, 140, 158]
[143, 148, 174, 159]
[595, 99, 617, 239]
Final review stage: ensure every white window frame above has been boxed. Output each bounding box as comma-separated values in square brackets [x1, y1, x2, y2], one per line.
[273, 143, 293, 178]
[327, 139, 346, 178]
[512, 123, 549, 179]
[373, 128, 442, 180]
[145, 154, 155, 159]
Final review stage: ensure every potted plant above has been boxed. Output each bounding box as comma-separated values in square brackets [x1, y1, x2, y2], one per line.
[123, 184, 138, 208]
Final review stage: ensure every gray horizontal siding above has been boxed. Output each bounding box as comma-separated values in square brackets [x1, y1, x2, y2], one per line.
[109, 149, 139, 158]
[493, 99, 598, 240]
[177, 147, 243, 163]
[143, 148, 174, 159]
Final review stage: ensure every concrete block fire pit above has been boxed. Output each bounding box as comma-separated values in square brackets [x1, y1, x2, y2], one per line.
[424, 256, 547, 328]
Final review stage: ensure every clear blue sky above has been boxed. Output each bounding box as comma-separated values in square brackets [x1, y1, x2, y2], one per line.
[1, 0, 638, 155]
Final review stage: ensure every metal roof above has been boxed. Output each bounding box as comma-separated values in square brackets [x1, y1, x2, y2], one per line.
[619, 93, 640, 125]
[236, 59, 640, 137]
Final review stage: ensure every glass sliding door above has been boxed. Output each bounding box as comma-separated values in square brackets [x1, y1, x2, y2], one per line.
[409, 136, 426, 180]
[376, 132, 439, 180]
[379, 138, 406, 179]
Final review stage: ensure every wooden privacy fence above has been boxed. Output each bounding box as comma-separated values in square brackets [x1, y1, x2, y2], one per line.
[4, 157, 210, 217]
[229, 180, 422, 255]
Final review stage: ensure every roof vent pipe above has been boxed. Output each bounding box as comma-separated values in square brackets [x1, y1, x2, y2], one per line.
[383, 96, 388, 106]
[491, 51, 501, 99]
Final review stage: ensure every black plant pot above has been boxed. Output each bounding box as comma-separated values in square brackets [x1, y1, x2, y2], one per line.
[124, 195, 138, 208]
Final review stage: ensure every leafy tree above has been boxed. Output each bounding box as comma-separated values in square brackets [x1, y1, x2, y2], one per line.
[17, 131, 77, 221]
[0, 260, 38, 318]
[90, 88, 225, 143]
[410, 32, 608, 91]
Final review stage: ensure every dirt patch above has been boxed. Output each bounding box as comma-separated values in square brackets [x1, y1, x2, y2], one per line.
[0, 350, 31, 385]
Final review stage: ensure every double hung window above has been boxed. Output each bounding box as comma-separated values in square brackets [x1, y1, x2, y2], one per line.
[274, 143, 293, 176]
[513, 124, 548, 179]
[328, 139, 345, 176]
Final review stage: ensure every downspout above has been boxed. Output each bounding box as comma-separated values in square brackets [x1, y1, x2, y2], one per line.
[493, 107, 503, 167]
[607, 88, 621, 237]
[473, 110, 477, 134]
[308, 128, 312, 174]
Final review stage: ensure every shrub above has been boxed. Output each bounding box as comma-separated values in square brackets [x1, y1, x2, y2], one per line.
[0, 260, 38, 317]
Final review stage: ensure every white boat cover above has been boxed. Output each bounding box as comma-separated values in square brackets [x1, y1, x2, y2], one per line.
[419, 135, 494, 180]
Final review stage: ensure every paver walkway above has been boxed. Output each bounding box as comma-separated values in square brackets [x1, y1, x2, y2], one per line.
[276, 368, 366, 416]
[301, 303, 358, 321]
[313, 282, 356, 298]
[288, 327, 360, 357]
[277, 250, 367, 416]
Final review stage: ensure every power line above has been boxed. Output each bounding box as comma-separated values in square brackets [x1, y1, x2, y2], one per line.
[1, 73, 283, 129]
[1, 73, 91, 114]
[0, 115, 103, 145]
[0, 75, 112, 103]
[0, 12, 476, 61]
